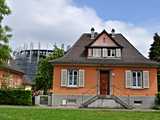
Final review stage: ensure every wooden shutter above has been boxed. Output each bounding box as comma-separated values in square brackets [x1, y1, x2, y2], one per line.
[143, 71, 149, 88]
[79, 69, 85, 87]
[61, 69, 67, 87]
[125, 70, 132, 88]
[97, 49, 101, 57]
[88, 48, 92, 57]
[116, 48, 121, 57]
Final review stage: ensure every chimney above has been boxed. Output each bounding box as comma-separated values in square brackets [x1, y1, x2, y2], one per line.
[111, 28, 115, 37]
[91, 27, 95, 39]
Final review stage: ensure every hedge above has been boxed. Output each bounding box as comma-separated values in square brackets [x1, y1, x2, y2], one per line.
[0, 89, 32, 105]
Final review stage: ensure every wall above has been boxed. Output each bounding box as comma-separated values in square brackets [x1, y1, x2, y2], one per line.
[112, 67, 157, 96]
[91, 33, 117, 47]
[52, 65, 157, 97]
[53, 65, 97, 95]
[0, 69, 24, 88]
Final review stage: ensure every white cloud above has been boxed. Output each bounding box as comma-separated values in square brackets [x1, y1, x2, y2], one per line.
[6, 0, 154, 57]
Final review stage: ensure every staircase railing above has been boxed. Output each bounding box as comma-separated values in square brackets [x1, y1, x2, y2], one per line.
[80, 84, 133, 108]
[111, 84, 132, 108]
[80, 86, 97, 107]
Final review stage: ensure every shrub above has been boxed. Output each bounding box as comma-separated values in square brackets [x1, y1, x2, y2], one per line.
[0, 89, 32, 105]
[155, 92, 160, 105]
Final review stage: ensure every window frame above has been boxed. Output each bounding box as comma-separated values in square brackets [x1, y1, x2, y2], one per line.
[107, 48, 116, 57]
[131, 71, 143, 88]
[92, 48, 101, 57]
[88, 47, 120, 58]
[67, 69, 79, 87]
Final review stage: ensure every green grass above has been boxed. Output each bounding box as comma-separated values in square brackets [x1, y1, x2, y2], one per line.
[0, 107, 160, 120]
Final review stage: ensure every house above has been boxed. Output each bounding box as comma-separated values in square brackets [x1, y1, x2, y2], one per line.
[50, 28, 158, 108]
[0, 65, 24, 89]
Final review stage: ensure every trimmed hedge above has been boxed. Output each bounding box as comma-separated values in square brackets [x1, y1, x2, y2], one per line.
[0, 89, 32, 105]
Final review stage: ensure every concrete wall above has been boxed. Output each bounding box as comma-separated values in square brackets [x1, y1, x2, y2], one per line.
[51, 94, 156, 108]
[51, 94, 94, 107]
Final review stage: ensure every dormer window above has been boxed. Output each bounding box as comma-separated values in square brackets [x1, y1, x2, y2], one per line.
[88, 48, 121, 58]
[92, 48, 101, 57]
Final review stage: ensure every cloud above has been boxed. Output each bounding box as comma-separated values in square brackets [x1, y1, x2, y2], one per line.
[6, 0, 154, 57]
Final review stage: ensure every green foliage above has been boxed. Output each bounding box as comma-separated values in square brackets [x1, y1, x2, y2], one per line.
[0, 72, 12, 89]
[156, 92, 160, 105]
[0, 89, 32, 105]
[158, 73, 160, 91]
[149, 33, 160, 91]
[0, 0, 12, 65]
[35, 46, 64, 94]
[149, 33, 160, 62]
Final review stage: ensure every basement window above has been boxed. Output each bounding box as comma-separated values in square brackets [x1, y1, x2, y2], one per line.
[134, 100, 142, 105]
[67, 99, 77, 105]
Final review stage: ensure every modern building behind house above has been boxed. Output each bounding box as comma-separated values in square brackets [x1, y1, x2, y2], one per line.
[12, 47, 53, 84]
[50, 28, 158, 109]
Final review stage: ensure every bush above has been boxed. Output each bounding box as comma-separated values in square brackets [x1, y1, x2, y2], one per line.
[0, 89, 32, 105]
[155, 92, 160, 105]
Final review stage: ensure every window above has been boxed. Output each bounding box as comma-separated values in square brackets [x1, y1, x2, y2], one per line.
[92, 48, 101, 57]
[134, 100, 142, 104]
[107, 49, 116, 57]
[67, 99, 77, 105]
[125, 70, 149, 89]
[61, 69, 85, 87]
[132, 71, 142, 88]
[68, 70, 78, 87]
[88, 48, 121, 58]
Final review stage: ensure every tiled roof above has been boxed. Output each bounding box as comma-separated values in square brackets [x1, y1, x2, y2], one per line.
[0, 64, 24, 74]
[50, 32, 158, 67]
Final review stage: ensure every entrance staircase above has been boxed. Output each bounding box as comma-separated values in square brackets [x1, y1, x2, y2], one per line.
[80, 95, 132, 109]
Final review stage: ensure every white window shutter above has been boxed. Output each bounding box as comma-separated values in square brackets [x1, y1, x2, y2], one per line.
[97, 49, 101, 57]
[143, 71, 149, 88]
[116, 48, 121, 57]
[125, 70, 132, 88]
[88, 49, 92, 57]
[79, 69, 85, 87]
[61, 69, 67, 87]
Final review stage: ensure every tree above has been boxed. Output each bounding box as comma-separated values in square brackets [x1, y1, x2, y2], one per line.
[149, 33, 160, 62]
[0, 0, 12, 65]
[1, 72, 12, 89]
[35, 46, 64, 94]
[149, 33, 160, 91]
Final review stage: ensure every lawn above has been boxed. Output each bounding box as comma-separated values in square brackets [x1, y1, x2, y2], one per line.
[0, 107, 160, 120]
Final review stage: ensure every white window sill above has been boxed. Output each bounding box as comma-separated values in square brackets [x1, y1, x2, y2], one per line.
[130, 87, 144, 89]
[67, 85, 78, 88]
[87, 56, 121, 59]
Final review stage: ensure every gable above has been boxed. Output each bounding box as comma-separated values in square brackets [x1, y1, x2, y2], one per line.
[91, 32, 117, 47]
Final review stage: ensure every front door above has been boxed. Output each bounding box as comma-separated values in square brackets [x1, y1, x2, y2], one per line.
[100, 71, 110, 95]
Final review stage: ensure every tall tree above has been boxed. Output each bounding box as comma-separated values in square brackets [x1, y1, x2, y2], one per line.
[149, 33, 160, 91]
[149, 33, 160, 62]
[0, 0, 12, 65]
[35, 46, 64, 94]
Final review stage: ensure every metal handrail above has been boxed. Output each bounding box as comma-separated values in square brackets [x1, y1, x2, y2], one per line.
[112, 84, 131, 106]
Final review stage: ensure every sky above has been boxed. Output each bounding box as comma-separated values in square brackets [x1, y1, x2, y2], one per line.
[6, 0, 160, 57]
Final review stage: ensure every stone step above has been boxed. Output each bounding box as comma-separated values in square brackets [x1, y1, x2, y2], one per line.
[80, 95, 132, 109]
